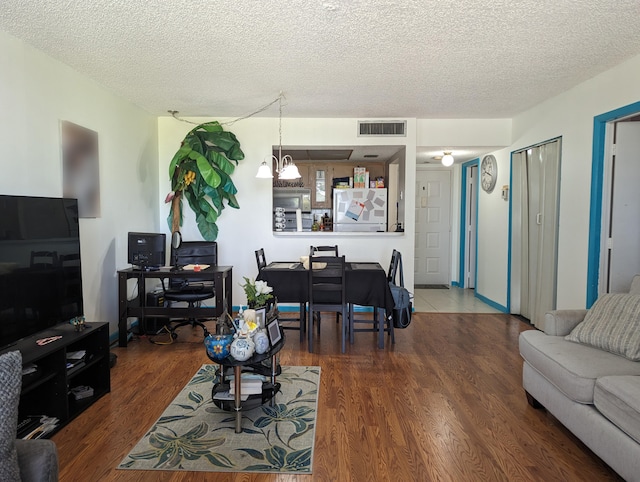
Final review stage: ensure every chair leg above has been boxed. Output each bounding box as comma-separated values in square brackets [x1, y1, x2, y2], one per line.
[308, 307, 314, 353]
[299, 303, 306, 343]
[341, 307, 348, 353]
[349, 304, 355, 344]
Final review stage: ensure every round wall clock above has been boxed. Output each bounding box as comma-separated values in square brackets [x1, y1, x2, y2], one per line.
[481, 155, 498, 193]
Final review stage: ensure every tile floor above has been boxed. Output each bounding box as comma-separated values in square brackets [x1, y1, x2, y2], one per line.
[413, 286, 501, 313]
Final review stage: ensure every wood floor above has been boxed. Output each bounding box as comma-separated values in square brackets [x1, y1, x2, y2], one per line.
[52, 313, 622, 481]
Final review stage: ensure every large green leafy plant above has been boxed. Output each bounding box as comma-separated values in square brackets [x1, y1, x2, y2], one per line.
[166, 121, 244, 240]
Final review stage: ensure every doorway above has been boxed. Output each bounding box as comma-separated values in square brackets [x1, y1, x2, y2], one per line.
[510, 139, 562, 329]
[600, 118, 640, 293]
[414, 169, 451, 286]
[460, 161, 478, 289]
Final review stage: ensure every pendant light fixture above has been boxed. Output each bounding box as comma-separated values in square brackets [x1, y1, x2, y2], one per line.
[441, 151, 454, 167]
[256, 94, 301, 179]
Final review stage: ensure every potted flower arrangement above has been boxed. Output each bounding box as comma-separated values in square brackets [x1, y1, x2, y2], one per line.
[240, 277, 273, 309]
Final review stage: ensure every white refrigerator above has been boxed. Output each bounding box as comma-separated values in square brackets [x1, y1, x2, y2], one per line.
[333, 188, 388, 232]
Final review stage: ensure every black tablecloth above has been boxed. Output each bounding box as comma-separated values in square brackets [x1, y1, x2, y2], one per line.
[258, 262, 394, 313]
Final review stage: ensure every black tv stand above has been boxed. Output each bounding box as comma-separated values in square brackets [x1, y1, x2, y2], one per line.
[1, 322, 110, 438]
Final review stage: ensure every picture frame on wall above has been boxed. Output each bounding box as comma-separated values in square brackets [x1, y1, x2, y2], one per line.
[267, 318, 282, 346]
[255, 307, 266, 329]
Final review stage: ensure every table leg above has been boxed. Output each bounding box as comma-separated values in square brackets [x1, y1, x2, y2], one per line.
[270, 352, 277, 407]
[234, 365, 242, 433]
[225, 269, 233, 315]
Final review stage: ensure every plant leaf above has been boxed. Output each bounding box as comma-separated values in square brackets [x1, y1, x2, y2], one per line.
[197, 121, 224, 133]
[195, 155, 221, 188]
[169, 144, 191, 178]
[208, 150, 236, 175]
[196, 215, 218, 241]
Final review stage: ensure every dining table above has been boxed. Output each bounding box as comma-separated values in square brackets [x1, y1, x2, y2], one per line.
[258, 261, 395, 348]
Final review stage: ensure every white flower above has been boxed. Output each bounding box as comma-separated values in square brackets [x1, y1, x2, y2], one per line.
[254, 280, 273, 295]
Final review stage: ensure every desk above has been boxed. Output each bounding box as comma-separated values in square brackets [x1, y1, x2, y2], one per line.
[117, 266, 233, 347]
[258, 262, 394, 348]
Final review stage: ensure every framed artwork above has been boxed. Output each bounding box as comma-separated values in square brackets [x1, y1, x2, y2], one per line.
[255, 307, 266, 329]
[267, 318, 282, 346]
[61, 120, 101, 218]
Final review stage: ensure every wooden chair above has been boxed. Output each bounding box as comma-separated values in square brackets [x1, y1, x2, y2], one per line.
[308, 255, 348, 353]
[387, 249, 401, 283]
[348, 250, 397, 347]
[255, 248, 267, 273]
[256, 248, 305, 342]
[310, 246, 340, 324]
[311, 245, 339, 257]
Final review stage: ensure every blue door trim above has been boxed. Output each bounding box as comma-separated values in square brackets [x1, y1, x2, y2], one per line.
[459, 159, 480, 288]
[587, 101, 640, 307]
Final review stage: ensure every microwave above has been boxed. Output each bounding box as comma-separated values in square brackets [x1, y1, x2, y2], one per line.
[273, 188, 311, 212]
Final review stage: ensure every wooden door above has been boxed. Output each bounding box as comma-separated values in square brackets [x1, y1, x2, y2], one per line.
[414, 170, 451, 285]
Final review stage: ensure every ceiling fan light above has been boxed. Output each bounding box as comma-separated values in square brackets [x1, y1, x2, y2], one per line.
[441, 152, 454, 167]
[256, 160, 273, 178]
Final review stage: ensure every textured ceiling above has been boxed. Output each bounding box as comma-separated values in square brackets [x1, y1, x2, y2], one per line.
[1, 1, 640, 118]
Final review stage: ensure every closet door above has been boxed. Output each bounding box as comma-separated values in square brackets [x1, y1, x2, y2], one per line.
[511, 140, 561, 329]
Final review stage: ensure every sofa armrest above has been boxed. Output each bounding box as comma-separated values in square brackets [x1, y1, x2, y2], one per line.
[544, 310, 588, 336]
[15, 439, 58, 482]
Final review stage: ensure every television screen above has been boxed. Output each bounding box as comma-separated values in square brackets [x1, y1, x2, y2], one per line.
[0, 195, 83, 348]
[127, 232, 166, 270]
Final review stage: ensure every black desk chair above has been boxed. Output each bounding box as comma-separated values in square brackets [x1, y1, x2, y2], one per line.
[308, 255, 347, 353]
[255, 248, 267, 273]
[162, 241, 217, 339]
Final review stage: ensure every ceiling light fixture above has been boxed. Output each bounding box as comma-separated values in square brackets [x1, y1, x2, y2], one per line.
[441, 151, 454, 167]
[256, 94, 301, 180]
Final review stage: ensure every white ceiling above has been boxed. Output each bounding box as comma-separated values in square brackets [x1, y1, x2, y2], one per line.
[1, 1, 640, 120]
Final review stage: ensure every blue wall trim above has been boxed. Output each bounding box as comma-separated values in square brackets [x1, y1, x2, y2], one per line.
[506, 150, 514, 312]
[451, 281, 460, 287]
[474, 292, 508, 313]
[587, 100, 640, 308]
[458, 159, 480, 289]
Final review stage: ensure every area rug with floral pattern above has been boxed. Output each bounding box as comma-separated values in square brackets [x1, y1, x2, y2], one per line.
[118, 365, 320, 474]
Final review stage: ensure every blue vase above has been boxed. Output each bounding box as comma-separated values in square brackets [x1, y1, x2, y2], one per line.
[204, 334, 234, 361]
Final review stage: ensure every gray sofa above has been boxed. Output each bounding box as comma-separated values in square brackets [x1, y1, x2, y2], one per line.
[16, 439, 58, 482]
[519, 281, 640, 481]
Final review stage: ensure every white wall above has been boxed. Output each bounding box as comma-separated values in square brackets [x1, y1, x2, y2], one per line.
[417, 119, 512, 147]
[477, 53, 640, 310]
[0, 30, 159, 336]
[157, 117, 416, 306]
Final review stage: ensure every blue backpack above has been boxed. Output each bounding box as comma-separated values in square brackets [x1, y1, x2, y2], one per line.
[389, 253, 412, 328]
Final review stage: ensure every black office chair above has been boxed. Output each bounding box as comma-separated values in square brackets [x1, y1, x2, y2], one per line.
[348, 250, 397, 346]
[162, 241, 217, 338]
[308, 254, 348, 353]
[255, 248, 267, 273]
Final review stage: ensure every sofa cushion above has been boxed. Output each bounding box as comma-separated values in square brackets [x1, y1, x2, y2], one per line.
[519, 330, 640, 404]
[594, 376, 640, 445]
[0, 350, 22, 482]
[566, 293, 640, 361]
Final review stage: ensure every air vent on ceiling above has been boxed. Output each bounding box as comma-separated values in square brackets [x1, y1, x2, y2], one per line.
[358, 120, 406, 137]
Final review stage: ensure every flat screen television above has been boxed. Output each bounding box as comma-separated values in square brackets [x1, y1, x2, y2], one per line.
[127, 232, 166, 270]
[0, 195, 84, 349]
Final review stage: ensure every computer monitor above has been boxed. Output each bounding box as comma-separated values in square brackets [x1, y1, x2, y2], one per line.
[127, 232, 166, 270]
